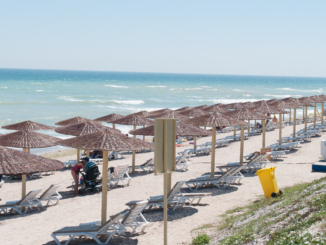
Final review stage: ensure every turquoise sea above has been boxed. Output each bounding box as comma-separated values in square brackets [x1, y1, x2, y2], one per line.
[1, 68, 326, 145]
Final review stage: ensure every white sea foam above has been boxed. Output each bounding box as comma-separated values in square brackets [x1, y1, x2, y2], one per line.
[146, 86, 166, 88]
[199, 98, 261, 104]
[185, 88, 202, 90]
[1, 87, 7, 89]
[277, 88, 323, 93]
[105, 85, 128, 88]
[110, 100, 144, 105]
[243, 94, 252, 97]
[264, 94, 302, 98]
[58, 96, 84, 102]
[36, 90, 43, 92]
[233, 89, 245, 92]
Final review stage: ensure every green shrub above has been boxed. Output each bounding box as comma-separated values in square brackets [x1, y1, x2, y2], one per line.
[192, 234, 210, 245]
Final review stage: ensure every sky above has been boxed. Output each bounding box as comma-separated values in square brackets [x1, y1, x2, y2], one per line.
[0, 1, 325, 77]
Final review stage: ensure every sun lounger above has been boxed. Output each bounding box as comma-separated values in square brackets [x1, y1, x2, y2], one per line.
[51, 213, 127, 245]
[271, 151, 287, 160]
[108, 164, 131, 188]
[0, 180, 4, 188]
[63, 160, 77, 168]
[175, 153, 190, 171]
[0, 189, 43, 215]
[131, 158, 154, 172]
[39, 184, 62, 207]
[126, 181, 212, 211]
[268, 142, 300, 151]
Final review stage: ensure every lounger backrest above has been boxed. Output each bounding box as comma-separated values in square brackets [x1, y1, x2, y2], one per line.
[19, 189, 43, 205]
[176, 153, 186, 165]
[122, 201, 148, 226]
[39, 184, 62, 200]
[167, 181, 185, 201]
[117, 164, 129, 178]
[141, 158, 153, 167]
[98, 212, 126, 233]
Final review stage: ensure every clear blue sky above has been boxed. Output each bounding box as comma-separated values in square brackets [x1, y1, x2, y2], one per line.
[1, 1, 325, 77]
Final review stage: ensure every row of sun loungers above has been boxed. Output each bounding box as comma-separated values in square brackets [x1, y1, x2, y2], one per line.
[0, 184, 62, 215]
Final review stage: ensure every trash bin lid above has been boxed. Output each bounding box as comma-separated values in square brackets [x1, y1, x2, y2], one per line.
[255, 166, 276, 175]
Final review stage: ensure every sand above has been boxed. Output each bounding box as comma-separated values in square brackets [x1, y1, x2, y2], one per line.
[1, 122, 325, 245]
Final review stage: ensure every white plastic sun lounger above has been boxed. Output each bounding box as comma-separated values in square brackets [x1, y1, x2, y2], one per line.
[0, 189, 43, 215]
[271, 151, 287, 160]
[175, 153, 190, 171]
[39, 184, 62, 207]
[126, 181, 212, 211]
[268, 142, 300, 151]
[51, 213, 127, 245]
[108, 164, 131, 188]
[0, 180, 4, 188]
[132, 158, 154, 172]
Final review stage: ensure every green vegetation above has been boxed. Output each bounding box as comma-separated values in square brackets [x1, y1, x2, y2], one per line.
[192, 234, 210, 245]
[196, 177, 326, 244]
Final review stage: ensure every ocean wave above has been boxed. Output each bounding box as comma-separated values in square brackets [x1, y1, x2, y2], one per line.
[199, 98, 261, 104]
[146, 86, 166, 88]
[110, 100, 144, 105]
[233, 89, 245, 92]
[1, 87, 7, 89]
[105, 85, 128, 88]
[264, 94, 302, 98]
[58, 96, 84, 102]
[185, 88, 202, 90]
[277, 88, 323, 93]
[36, 90, 43, 92]
[243, 94, 252, 97]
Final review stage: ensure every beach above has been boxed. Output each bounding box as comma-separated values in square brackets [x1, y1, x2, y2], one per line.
[1, 121, 325, 245]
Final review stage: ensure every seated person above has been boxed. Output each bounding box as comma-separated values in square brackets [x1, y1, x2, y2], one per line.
[256, 122, 262, 128]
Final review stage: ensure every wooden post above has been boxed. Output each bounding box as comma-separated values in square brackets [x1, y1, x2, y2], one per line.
[28, 148, 30, 153]
[314, 102, 317, 128]
[132, 125, 136, 173]
[210, 127, 216, 178]
[240, 125, 244, 164]
[86, 150, 90, 157]
[283, 113, 285, 121]
[234, 126, 236, 138]
[278, 114, 282, 146]
[101, 150, 109, 225]
[194, 136, 197, 150]
[289, 109, 292, 124]
[77, 149, 80, 162]
[293, 108, 297, 137]
[248, 120, 250, 132]
[112, 123, 115, 129]
[262, 113, 266, 149]
[22, 148, 28, 199]
[143, 125, 146, 142]
[322, 102, 325, 125]
[305, 106, 308, 132]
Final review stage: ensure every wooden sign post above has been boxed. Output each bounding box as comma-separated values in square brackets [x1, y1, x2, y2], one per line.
[154, 118, 176, 245]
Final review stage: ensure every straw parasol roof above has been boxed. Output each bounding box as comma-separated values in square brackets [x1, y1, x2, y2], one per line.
[0, 130, 60, 148]
[175, 106, 193, 112]
[111, 115, 154, 126]
[129, 122, 212, 136]
[184, 113, 247, 127]
[222, 103, 245, 110]
[0, 146, 64, 175]
[55, 121, 121, 136]
[55, 116, 91, 126]
[128, 111, 151, 117]
[2, 120, 54, 131]
[309, 95, 324, 103]
[57, 130, 154, 151]
[93, 113, 124, 123]
[179, 108, 210, 117]
[223, 108, 272, 120]
[270, 101, 300, 110]
[149, 108, 174, 116]
[241, 101, 255, 108]
[193, 105, 209, 110]
[250, 101, 289, 114]
[203, 104, 230, 113]
[148, 111, 189, 121]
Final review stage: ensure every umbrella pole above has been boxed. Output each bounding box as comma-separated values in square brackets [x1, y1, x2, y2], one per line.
[322, 102, 325, 125]
[210, 127, 216, 178]
[86, 150, 90, 157]
[289, 109, 291, 124]
[240, 125, 244, 164]
[194, 136, 197, 150]
[234, 126, 236, 138]
[101, 150, 109, 225]
[305, 106, 308, 132]
[262, 114, 266, 149]
[112, 123, 115, 129]
[132, 125, 136, 173]
[143, 125, 145, 142]
[314, 103, 317, 128]
[293, 108, 297, 137]
[22, 148, 28, 199]
[28, 148, 30, 153]
[248, 120, 250, 132]
[279, 114, 282, 145]
[283, 113, 284, 121]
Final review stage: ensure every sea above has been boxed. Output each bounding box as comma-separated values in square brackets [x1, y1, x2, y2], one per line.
[1, 68, 325, 154]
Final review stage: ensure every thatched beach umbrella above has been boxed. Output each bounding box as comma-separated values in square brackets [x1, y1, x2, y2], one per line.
[179, 108, 210, 118]
[111, 115, 154, 172]
[129, 111, 151, 117]
[223, 109, 272, 163]
[57, 130, 154, 225]
[185, 113, 246, 177]
[299, 97, 315, 132]
[250, 101, 288, 149]
[309, 95, 324, 128]
[148, 111, 189, 121]
[93, 113, 124, 129]
[2, 120, 54, 131]
[175, 106, 193, 113]
[55, 116, 91, 126]
[149, 108, 174, 116]
[193, 105, 209, 110]
[203, 105, 230, 113]
[222, 103, 245, 110]
[0, 146, 64, 199]
[55, 121, 120, 159]
[280, 97, 303, 137]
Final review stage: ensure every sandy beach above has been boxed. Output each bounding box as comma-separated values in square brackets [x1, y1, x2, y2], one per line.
[1, 121, 325, 245]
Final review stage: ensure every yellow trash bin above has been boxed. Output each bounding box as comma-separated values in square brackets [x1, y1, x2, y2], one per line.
[255, 167, 281, 198]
